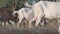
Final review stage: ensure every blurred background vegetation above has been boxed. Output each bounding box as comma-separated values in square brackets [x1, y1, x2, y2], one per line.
[0, 0, 58, 11]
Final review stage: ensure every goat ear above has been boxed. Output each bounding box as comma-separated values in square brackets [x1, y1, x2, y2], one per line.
[24, 2, 32, 8]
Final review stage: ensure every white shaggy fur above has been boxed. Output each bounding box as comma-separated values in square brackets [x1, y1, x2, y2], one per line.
[24, 1, 60, 27]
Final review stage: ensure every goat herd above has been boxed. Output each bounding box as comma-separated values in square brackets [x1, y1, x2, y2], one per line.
[0, 1, 60, 32]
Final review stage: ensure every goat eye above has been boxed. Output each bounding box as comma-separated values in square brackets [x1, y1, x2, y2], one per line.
[15, 13, 18, 16]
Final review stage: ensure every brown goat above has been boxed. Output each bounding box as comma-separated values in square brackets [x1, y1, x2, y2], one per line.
[0, 8, 18, 26]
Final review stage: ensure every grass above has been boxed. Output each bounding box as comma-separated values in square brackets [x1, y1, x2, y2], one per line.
[0, 20, 59, 34]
